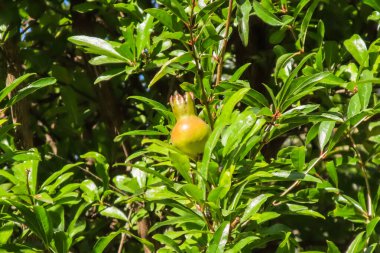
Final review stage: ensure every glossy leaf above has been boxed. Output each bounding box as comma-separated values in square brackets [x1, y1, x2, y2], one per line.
[344, 34, 369, 67]
[206, 221, 230, 253]
[318, 121, 335, 151]
[252, 1, 284, 26]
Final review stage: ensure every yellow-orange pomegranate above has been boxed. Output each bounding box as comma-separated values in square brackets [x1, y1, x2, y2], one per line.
[170, 92, 211, 156]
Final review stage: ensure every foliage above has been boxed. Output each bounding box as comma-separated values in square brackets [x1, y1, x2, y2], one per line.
[1, 0, 380, 252]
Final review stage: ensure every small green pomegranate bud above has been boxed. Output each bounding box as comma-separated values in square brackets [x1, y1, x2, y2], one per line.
[170, 92, 211, 156]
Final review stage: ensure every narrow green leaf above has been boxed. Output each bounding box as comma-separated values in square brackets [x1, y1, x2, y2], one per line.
[347, 93, 361, 119]
[346, 231, 365, 253]
[93, 230, 123, 253]
[318, 121, 335, 151]
[34, 206, 53, 244]
[201, 88, 249, 186]
[241, 194, 272, 223]
[326, 161, 338, 187]
[0, 73, 35, 103]
[358, 70, 373, 110]
[157, 0, 188, 22]
[366, 217, 380, 238]
[196, 0, 225, 23]
[298, 0, 319, 49]
[364, 0, 380, 12]
[53, 231, 69, 253]
[237, 0, 252, 46]
[41, 162, 83, 189]
[0, 222, 14, 244]
[153, 234, 182, 253]
[291, 146, 306, 171]
[169, 152, 192, 184]
[68, 35, 128, 62]
[206, 221, 230, 253]
[136, 14, 154, 58]
[327, 240, 341, 253]
[100, 206, 128, 222]
[114, 130, 167, 142]
[145, 8, 178, 32]
[94, 68, 125, 84]
[7, 77, 57, 107]
[230, 63, 251, 82]
[225, 236, 259, 253]
[252, 1, 284, 26]
[148, 52, 192, 87]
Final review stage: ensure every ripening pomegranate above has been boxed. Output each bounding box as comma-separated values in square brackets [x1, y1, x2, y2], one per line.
[170, 92, 211, 156]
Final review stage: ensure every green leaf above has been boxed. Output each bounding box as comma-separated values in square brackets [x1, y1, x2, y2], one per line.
[6, 77, 57, 107]
[157, 0, 188, 22]
[0, 222, 14, 244]
[358, 70, 373, 110]
[196, 0, 225, 23]
[291, 146, 306, 171]
[153, 234, 182, 253]
[241, 194, 273, 223]
[298, 0, 319, 49]
[34, 206, 53, 244]
[306, 123, 319, 145]
[81, 152, 109, 189]
[326, 161, 338, 187]
[363, 0, 380, 13]
[114, 130, 167, 142]
[94, 68, 125, 84]
[68, 35, 128, 62]
[346, 231, 365, 253]
[169, 152, 192, 184]
[318, 121, 335, 151]
[41, 162, 83, 189]
[286, 203, 325, 219]
[80, 179, 99, 202]
[100, 206, 128, 222]
[93, 230, 123, 253]
[366, 217, 380, 238]
[146, 8, 181, 32]
[148, 52, 192, 87]
[53, 231, 69, 253]
[0, 73, 35, 103]
[89, 55, 125, 65]
[181, 184, 204, 202]
[327, 240, 341, 253]
[230, 63, 251, 82]
[206, 221, 230, 253]
[344, 34, 369, 67]
[252, 1, 284, 26]
[225, 236, 260, 253]
[201, 88, 249, 186]
[72, 2, 98, 13]
[237, 0, 252, 46]
[347, 93, 361, 119]
[136, 14, 154, 58]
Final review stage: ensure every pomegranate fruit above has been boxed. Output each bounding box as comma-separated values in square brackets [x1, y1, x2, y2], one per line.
[170, 92, 211, 156]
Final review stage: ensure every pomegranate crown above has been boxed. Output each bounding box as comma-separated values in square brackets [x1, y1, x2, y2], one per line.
[170, 91, 196, 120]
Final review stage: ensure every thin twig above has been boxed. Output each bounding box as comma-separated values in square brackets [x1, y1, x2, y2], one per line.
[49, 152, 127, 196]
[186, 0, 215, 129]
[272, 151, 327, 206]
[215, 0, 234, 86]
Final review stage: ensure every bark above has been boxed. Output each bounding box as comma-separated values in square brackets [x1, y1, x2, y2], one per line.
[3, 36, 34, 149]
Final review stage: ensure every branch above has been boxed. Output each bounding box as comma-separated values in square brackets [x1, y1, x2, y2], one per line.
[215, 0, 234, 86]
[187, 0, 215, 129]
